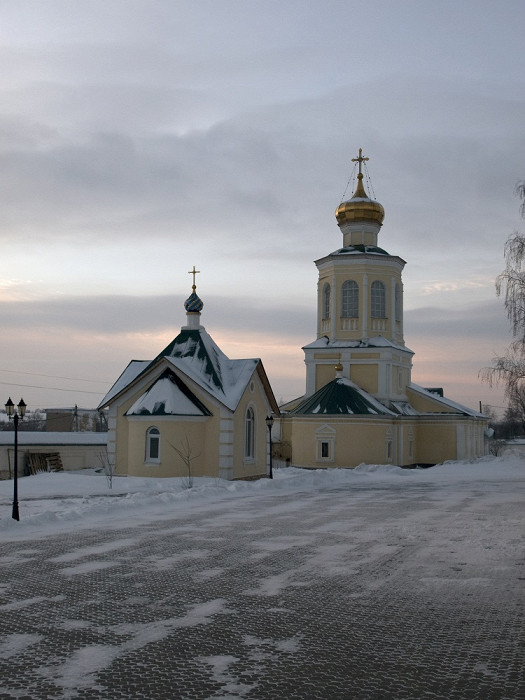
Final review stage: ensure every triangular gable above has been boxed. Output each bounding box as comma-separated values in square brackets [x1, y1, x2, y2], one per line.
[126, 369, 212, 417]
[315, 424, 337, 436]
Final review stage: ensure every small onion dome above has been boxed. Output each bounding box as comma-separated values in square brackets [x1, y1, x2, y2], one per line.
[184, 290, 204, 313]
[334, 362, 343, 372]
[335, 173, 385, 226]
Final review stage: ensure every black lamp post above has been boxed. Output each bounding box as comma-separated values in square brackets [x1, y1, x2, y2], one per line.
[6, 397, 26, 521]
[265, 414, 274, 480]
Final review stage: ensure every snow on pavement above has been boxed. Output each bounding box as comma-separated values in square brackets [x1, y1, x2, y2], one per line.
[0, 456, 523, 543]
[0, 456, 523, 698]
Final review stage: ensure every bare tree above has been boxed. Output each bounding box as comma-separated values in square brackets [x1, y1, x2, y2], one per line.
[97, 449, 117, 489]
[481, 182, 525, 420]
[168, 435, 201, 488]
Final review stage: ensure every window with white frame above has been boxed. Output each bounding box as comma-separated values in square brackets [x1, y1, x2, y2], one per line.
[146, 426, 160, 463]
[322, 283, 331, 319]
[315, 425, 336, 462]
[341, 280, 359, 318]
[371, 281, 386, 318]
[245, 406, 255, 460]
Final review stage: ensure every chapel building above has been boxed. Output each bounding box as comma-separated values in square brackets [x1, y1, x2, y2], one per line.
[99, 271, 278, 480]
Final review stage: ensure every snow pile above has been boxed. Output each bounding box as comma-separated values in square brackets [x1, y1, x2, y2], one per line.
[0, 456, 522, 542]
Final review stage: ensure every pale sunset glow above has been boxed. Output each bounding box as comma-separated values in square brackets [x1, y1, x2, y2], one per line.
[0, 1, 522, 414]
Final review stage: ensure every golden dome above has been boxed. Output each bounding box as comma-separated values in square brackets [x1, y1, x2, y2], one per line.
[335, 172, 385, 227]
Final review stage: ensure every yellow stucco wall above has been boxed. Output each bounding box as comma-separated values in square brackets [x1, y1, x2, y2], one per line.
[232, 372, 271, 479]
[288, 417, 395, 468]
[126, 415, 215, 478]
[406, 387, 458, 414]
[112, 365, 272, 480]
[349, 364, 378, 394]
[281, 415, 487, 469]
[316, 364, 337, 391]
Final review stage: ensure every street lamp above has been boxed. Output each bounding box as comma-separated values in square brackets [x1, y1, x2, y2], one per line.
[265, 414, 274, 480]
[5, 397, 27, 521]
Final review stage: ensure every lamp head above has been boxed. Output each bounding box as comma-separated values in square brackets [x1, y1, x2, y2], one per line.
[5, 398, 14, 418]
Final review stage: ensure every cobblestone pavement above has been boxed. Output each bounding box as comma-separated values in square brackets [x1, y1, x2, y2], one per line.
[0, 479, 523, 699]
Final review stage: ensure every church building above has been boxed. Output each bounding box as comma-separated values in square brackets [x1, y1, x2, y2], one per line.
[99, 269, 279, 480]
[279, 149, 488, 468]
[100, 149, 488, 478]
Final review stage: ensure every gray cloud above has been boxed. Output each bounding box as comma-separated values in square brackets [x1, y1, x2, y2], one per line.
[0, 292, 509, 353]
[0, 293, 315, 340]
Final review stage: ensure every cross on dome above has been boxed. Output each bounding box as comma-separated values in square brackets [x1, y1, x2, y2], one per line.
[351, 148, 369, 176]
[184, 265, 204, 315]
[188, 265, 200, 291]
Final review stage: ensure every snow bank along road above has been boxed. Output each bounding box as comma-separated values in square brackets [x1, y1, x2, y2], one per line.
[0, 462, 523, 699]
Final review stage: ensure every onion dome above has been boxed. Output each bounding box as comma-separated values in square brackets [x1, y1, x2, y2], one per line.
[335, 149, 385, 227]
[184, 289, 203, 313]
[335, 172, 385, 226]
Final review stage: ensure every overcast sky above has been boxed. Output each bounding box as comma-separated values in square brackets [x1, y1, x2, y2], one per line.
[0, 0, 523, 415]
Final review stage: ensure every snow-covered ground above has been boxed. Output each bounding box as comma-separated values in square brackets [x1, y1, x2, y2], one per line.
[0, 455, 523, 543]
[0, 456, 523, 698]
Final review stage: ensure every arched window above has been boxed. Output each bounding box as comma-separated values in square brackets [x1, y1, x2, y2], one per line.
[341, 280, 359, 318]
[245, 407, 255, 459]
[322, 283, 331, 320]
[395, 283, 402, 322]
[146, 426, 160, 463]
[371, 281, 386, 318]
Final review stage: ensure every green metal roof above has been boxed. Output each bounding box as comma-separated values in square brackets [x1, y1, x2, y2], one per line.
[152, 328, 224, 392]
[289, 378, 392, 416]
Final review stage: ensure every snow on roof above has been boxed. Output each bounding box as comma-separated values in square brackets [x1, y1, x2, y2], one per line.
[303, 335, 413, 354]
[98, 360, 150, 409]
[165, 355, 257, 411]
[100, 328, 259, 413]
[0, 432, 107, 446]
[390, 401, 420, 416]
[126, 369, 212, 416]
[333, 244, 390, 256]
[408, 383, 484, 417]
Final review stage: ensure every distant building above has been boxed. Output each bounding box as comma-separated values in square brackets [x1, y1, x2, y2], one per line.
[0, 432, 107, 480]
[99, 272, 278, 479]
[279, 149, 488, 467]
[45, 407, 107, 433]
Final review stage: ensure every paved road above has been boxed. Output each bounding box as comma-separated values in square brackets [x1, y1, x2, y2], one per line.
[0, 479, 523, 699]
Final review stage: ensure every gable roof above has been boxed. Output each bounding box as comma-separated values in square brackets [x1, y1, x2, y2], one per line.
[126, 368, 212, 416]
[98, 326, 275, 413]
[157, 328, 260, 411]
[289, 377, 394, 416]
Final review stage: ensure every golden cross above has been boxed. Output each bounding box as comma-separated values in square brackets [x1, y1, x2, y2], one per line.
[188, 265, 200, 290]
[351, 148, 369, 175]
